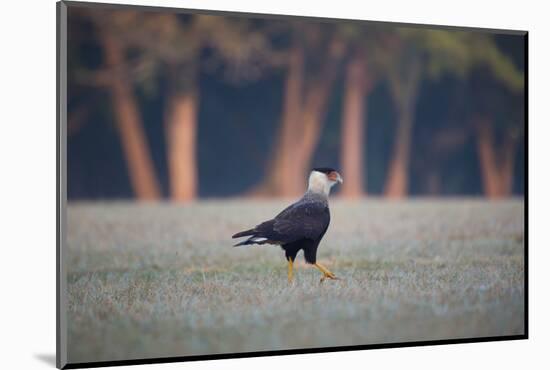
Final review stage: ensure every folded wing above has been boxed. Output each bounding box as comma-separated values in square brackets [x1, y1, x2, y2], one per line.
[232, 201, 330, 246]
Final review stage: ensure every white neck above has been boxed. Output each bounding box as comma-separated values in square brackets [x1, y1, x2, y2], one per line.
[307, 171, 332, 197]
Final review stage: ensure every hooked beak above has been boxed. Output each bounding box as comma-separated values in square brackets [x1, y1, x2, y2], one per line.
[332, 172, 343, 184]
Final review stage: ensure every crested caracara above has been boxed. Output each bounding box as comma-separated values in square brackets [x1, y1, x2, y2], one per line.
[232, 168, 343, 282]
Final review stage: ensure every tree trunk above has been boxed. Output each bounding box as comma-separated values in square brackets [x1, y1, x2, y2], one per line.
[384, 58, 421, 199]
[278, 73, 338, 196]
[476, 123, 501, 198]
[166, 91, 198, 202]
[341, 55, 369, 198]
[500, 133, 517, 196]
[101, 32, 161, 200]
[259, 44, 305, 197]
[384, 107, 414, 198]
[475, 120, 517, 198]
[255, 38, 343, 197]
[271, 46, 304, 197]
[293, 76, 333, 190]
[289, 43, 343, 195]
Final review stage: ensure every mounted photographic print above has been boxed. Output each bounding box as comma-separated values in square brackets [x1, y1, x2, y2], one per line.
[57, 1, 527, 368]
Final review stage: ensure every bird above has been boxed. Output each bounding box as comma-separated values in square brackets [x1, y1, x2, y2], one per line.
[232, 168, 343, 283]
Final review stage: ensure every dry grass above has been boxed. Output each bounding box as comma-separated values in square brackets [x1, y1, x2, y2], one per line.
[66, 198, 525, 363]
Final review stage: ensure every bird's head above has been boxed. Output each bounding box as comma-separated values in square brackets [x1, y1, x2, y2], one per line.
[308, 167, 343, 196]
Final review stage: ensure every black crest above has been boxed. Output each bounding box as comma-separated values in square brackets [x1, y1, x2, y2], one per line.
[312, 167, 337, 174]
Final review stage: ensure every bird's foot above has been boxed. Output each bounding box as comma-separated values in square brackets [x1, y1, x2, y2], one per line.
[314, 262, 338, 283]
[320, 271, 339, 283]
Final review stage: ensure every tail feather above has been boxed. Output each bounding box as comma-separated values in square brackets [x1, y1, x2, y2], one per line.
[233, 239, 254, 247]
[232, 228, 271, 247]
[232, 228, 255, 239]
[233, 236, 270, 247]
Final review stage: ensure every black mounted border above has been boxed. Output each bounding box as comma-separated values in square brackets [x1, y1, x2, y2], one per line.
[56, 1, 529, 368]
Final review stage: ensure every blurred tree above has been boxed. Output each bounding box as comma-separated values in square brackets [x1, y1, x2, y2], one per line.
[156, 15, 272, 202]
[83, 10, 273, 202]
[470, 65, 524, 198]
[476, 117, 518, 197]
[258, 22, 346, 197]
[382, 29, 524, 198]
[384, 38, 421, 198]
[109, 13, 205, 203]
[69, 8, 524, 200]
[143, 14, 202, 203]
[340, 50, 369, 198]
[88, 11, 162, 200]
[337, 25, 388, 198]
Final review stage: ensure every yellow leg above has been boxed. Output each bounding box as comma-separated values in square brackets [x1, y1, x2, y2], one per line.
[314, 263, 338, 282]
[287, 259, 294, 283]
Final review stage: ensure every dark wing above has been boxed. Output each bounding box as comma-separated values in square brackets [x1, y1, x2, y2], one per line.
[233, 200, 330, 246]
[271, 201, 330, 243]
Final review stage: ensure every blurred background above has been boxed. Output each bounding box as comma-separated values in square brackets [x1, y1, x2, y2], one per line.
[67, 6, 525, 202]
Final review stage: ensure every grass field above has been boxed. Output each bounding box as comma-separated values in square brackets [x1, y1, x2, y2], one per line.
[66, 198, 525, 363]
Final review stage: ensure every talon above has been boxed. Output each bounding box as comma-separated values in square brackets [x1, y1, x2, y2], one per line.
[320, 272, 338, 283]
[315, 262, 338, 283]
